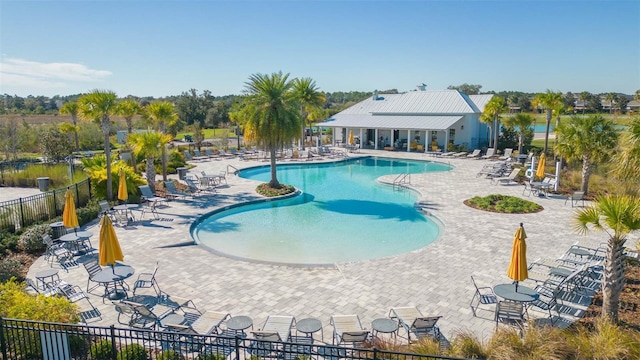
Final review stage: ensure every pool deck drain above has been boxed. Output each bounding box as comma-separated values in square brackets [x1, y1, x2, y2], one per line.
[22, 149, 603, 342]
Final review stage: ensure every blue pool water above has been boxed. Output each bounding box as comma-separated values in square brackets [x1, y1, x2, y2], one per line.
[192, 157, 451, 265]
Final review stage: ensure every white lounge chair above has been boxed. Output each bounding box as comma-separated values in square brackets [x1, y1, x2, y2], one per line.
[330, 314, 370, 346]
[499, 148, 513, 161]
[388, 306, 441, 342]
[491, 168, 521, 185]
[481, 148, 496, 159]
[466, 149, 481, 158]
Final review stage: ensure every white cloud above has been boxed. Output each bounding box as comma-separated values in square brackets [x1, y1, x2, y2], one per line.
[0, 57, 112, 90]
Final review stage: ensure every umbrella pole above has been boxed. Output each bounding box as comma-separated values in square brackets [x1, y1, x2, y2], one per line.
[515, 281, 519, 292]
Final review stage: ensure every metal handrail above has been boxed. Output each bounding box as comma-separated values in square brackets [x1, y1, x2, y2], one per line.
[393, 173, 410, 190]
[226, 164, 239, 175]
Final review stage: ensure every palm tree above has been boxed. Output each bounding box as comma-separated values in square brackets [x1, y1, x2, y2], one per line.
[502, 113, 534, 154]
[238, 71, 300, 188]
[634, 89, 640, 101]
[59, 102, 80, 151]
[555, 115, 618, 194]
[579, 91, 590, 114]
[291, 77, 326, 150]
[143, 101, 178, 181]
[117, 99, 141, 168]
[604, 92, 618, 114]
[78, 90, 118, 200]
[127, 131, 172, 193]
[574, 195, 640, 322]
[533, 90, 563, 155]
[611, 116, 640, 193]
[480, 96, 506, 151]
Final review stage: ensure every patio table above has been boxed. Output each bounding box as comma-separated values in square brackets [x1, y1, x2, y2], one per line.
[92, 264, 135, 301]
[493, 284, 539, 303]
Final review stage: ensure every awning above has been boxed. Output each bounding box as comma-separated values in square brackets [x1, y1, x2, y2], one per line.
[316, 115, 463, 130]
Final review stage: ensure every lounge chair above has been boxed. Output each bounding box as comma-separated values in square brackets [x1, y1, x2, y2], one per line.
[163, 180, 191, 200]
[565, 191, 585, 207]
[218, 149, 235, 158]
[253, 315, 296, 342]
[42, 234, 73, 267]
[499, 148, 513, 161]
[192, 149, 210, 161]
[491, 168, 521, 185]
[451, 151, 468, 157]
[388, 307, 441, 342]
[470, 276, 498, 317]
[330, 314, 370, 346]
[138, 185, 168, 218]
[481, 148, 496, 159]
[466, 149, 481, 158]
[205, 148, 221, 160]
[165, 311, 231, 336]
[476, 162, 508, 178]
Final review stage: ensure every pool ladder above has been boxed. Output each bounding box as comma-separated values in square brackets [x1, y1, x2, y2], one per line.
[393, 173, 410, 190]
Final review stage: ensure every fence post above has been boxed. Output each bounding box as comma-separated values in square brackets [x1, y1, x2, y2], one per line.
[373, 347, 378, 360]
[0, 317, 8, 360]
[19, 198, 25, 230]
[110, 325, 117, 360]
[53, 190, 58, 217]
[75, 183, 80, 207]
[234, 335, 241, 360]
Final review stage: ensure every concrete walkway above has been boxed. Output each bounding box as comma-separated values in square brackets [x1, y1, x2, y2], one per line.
[24, 149, 602, 343]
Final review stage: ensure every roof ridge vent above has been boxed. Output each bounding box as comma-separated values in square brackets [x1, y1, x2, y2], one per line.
[373, 90, 379, 100]
[416, 83, 427, 91]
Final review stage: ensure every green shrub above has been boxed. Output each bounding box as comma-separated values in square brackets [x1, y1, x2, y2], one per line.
[68, 334, 91, 358]
[90, 339, 115, 360]
[197, 353, 227, 360]
[17, 223, 50, 254]
[0, 231, 20, 254]
[158, 349, 184, 360]
[465, 194, 543, 213]
[0, 257, 24, 282]
[77, 199, 101, 226]
[117, 343, 148, 360]
[0, 279, 79, 322]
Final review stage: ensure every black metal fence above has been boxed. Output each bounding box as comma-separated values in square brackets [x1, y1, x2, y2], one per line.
[0, 179, 92, 233]
[0, 318, 467, 360]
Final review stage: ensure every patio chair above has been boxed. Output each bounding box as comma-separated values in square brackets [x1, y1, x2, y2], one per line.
[83, 260, 103, 293]
[531, 283, 561, 323]
[163, 180, 191, 200]
[481, 148, 496, 159]
[495, 301, 525, 330]
[522, 182, 538, 197]
[388, 306, 441, 342]
[119, 300, 173, 330]
[565, 191, 585, 207]
[192, 149, 210, 161]
[42, 234, 73, 267]
[58, 283, 102, 323]
[25, 278, 61, 297]
[470, 276, 498, 317]
[466, 149, 481, 158]
[218, 149, 235, 157]
[491, 168, 521, 185]
[98, 200, 117, 222]
[476, 162, 507, 178]
[133, 261, 161, 296]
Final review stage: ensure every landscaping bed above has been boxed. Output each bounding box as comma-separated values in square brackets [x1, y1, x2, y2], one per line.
[464, 194, 543, 213]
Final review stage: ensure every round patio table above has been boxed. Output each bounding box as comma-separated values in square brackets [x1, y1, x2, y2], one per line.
[493, 284, 539, 303]
[226, 315, 253, 336]
[371, 318, 398, 338]
[35, 268, 59, 290]
[92, 264, 135, 300]
[59, 231, 93, 254]
[113, 204, 139, 224]
[296, 317, 323, 342]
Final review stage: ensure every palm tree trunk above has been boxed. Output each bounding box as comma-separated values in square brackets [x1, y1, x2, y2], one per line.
[161, 147, 167, 181]
[602, 236, 627, 322]
[72, 115, 79, 151]
[268, 146, 280, 188]
[493, 116, 499, 150]
[581, 155, 592, 194]
[102, 118, 112, 200]
[518, 132, 524, 154]
[543, 109, 552, 154]
[146, 156, 156, 193]
[127, 119, 137, 169]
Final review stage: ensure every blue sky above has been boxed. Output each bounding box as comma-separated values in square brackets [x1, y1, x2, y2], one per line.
[1, 0, 638, 98]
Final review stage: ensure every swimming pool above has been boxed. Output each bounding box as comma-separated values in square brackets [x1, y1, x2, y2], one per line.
[192, 157, 451, 265]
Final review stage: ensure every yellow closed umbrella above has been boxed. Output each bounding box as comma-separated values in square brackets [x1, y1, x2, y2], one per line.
[536, 153, 546, 179]
[99, 215, 123, 267]
[507, 223, 528, 291]
[348, 130, 354, 145]
[62, 189, 79, 230]
[117, 168, 128, 202]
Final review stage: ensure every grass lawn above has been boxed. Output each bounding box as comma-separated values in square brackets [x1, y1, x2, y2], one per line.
[176, 128, 232, 140]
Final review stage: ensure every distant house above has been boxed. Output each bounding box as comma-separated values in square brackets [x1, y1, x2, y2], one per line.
[317, 86, 492, 152]
[626, 100, 640, 113]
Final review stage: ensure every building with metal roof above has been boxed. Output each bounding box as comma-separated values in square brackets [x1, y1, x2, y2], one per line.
[317, 87, 493, 152]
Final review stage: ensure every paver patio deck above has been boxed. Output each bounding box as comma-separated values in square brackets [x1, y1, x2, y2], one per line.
[23, 148, 603, 343]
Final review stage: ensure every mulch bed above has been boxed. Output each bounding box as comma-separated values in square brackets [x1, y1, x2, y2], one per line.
[573, 259, 640, 331]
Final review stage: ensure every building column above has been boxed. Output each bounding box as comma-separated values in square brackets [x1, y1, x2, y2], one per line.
[375, 129, 379, 149]
[444, 130, 449, 152]
[406, 130, 411, 152]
